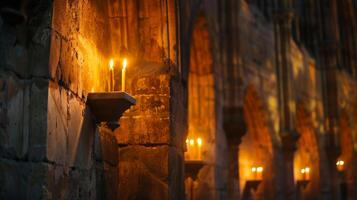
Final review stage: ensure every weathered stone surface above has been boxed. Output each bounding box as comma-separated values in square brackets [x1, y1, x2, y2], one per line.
[95, 127, 118, 166]
[0, 158, 50, 200]
[118, 145, 170, 199]
[96, 162, 118, 200]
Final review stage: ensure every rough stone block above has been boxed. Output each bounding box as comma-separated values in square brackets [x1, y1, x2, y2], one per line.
[0, 76, 30, 159]
[28, 79, 49, 161]
[96, 127, 118, 166]
[0, 158, 50, 200]
[66, 92, 94, 169]
[47, 83, 68, 165]
[95, 162, 118, 200]
[116, 116, 170, 144]
[118, 145, 169, 199]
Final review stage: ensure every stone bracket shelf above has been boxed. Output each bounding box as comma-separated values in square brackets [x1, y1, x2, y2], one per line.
[185, 160, 206, 180]
[296, 180, 310, 189]
[87, 92, 136, 131]
[245, 180, 262, 191]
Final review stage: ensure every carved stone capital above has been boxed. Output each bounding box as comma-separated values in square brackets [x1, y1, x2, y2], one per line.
[281, 130, 300, 159]
[223, 106, 247, 145]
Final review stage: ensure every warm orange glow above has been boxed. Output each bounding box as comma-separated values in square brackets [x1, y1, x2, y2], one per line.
[122, 58, 127, 92]
[251, 166, 263, 180]
[109, 59, 114, 70]
[91, 87, 94, 92]
[185, 137, 203, 160]
[251, 167, 257, 172]
[122, 58, 128, 70]
[336, 160, 345, 171]
[300, 167, 310, 180]
[109, 58, 115, 91]
[197, 138, 202, 146]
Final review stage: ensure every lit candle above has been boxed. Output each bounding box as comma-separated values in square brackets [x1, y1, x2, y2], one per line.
[109, 59, 115, 91]
[336, 160, 345, 171]
[197, 138, 202, 160]
[189, 139, 194, 160]
[257, 166, 263, 180]
[301, 168, 306, 180]
[251, 167, 257, 180]
[185, 139, 189, 159]
[305, 167, 310, 180]
[122, 58, 127, 92]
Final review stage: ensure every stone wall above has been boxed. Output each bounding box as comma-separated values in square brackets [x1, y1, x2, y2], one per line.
[0, 0, 116, 199]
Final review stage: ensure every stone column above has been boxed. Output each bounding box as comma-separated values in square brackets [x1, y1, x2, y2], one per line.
[317, 0, 342, 199]
[227, 143, 240, 200]
[223, 106, 247, 200]
[281, 135, 298, 200]
[273, 1, 299, 200]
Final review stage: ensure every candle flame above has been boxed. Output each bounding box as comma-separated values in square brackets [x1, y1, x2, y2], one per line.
[197, 138, 202, 146]
[91, 87, 94, 92]
[109, 59, 114, 70]
[123, 58, 128, 70]
[257, 166, 263, 172]
[336, 160, 344, 166]
[305, 167, 310, 173]
[301, 169, 305, 174]
[251, 167, 257, 172]
[189, 139, 194, 146]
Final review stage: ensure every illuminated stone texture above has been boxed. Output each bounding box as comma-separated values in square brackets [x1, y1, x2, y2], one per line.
[2, 0, 357, 200]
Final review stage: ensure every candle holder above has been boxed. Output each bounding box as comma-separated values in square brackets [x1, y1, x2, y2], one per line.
[87, 92, 136, 131]
[185, 160, 206, 180]
[242, 180, 262, 199]
[296, 180, 310, 189]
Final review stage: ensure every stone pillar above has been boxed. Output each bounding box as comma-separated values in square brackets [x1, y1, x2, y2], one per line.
[223, 106, 247, 200]
[281, 135, 298, 200]
[317, 0, 342, 199]
[110, 0, 185, 199]
[227, 144, 240, 200]
[273, 1, 299, 200]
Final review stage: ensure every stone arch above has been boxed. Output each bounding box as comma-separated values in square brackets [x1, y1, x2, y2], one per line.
[239, 85, 276, 200]
[339, 109, 356, 199]
[294, 103, 321, 200]
[184, 12, 217, 200]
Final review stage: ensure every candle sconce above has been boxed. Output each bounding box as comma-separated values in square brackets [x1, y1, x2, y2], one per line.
[185, 160, 206, 180]
[246, 166, 263, 190]
[185, 137, 203, 160]
[296, 167, 311, 189]
[336, 160, 345, 172]
[242, 166, 263, 199]
[336, 160, 346, 179]
[87, 92, 136, 131]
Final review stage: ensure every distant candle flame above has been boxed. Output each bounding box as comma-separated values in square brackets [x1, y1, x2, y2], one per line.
[189, 139, 194, 146]
[91, 87, 94, 92]
[197, 138, 202, 146]
[109, 59, 114, 70]
[123, 58, 127, 70]
[257, 166, 263, 173]
[251, 167, 257, 172]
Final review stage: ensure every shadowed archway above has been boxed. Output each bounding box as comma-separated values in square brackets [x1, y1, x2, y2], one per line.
[239, 85, 277, 200]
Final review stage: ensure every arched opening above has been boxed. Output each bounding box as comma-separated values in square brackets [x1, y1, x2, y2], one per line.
[184, 14, 216, 200]
[239, 85, 276, 200]
[294, 103, 320, 200]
